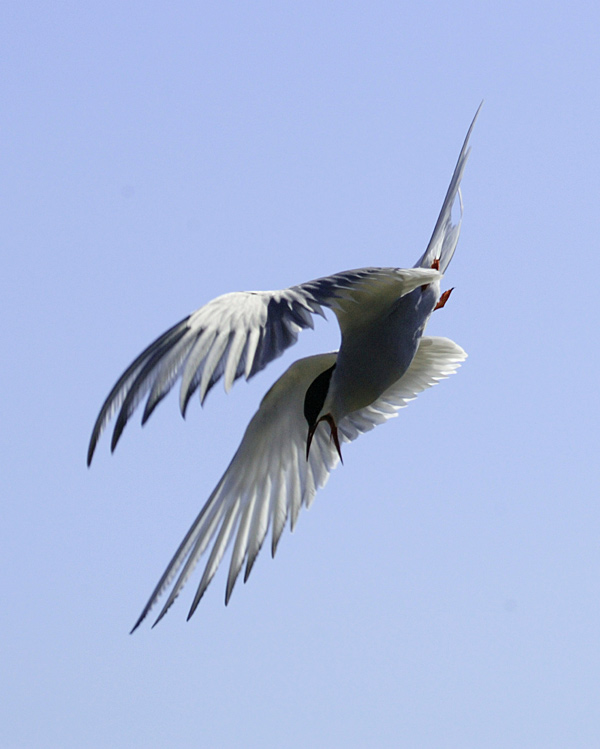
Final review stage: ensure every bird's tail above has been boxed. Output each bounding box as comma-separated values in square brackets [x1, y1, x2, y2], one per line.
[414, 103, 481, 273]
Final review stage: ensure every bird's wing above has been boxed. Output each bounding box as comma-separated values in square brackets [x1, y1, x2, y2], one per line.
[130, 351, 340, 631]
[130, 335, 466, 631]
[415, 102, 482, 273]
[87, 267, 441, 465]
[321, 266, 443, 337]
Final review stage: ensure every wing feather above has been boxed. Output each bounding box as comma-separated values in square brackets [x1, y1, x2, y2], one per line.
[187, 498, 241, 620]
[271, 463, 289, 557]
[179, 329, 215, 415]
[89, 268, 440, 463]
[131, 336, 466, 629]
[244, 473, 272, 583]
[198, 330, 232, 404]
[87, 317, 189, 465]
[415, 103, 481, 272]
[225, 493, 256, 605]
[89, 108, 478, 465]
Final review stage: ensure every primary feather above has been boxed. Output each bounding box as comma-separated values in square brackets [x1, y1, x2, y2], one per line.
[88, 105, 480, 628]
[130, 336, 466, 631]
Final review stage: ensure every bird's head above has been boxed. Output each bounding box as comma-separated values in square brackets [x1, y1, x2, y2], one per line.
[303, 363, 343, 463]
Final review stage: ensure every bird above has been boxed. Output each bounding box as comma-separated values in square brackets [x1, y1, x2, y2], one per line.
[88, 105, 480, 630]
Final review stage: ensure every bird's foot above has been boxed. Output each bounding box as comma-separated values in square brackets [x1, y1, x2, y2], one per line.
[422, 257, 441, 291]
[434, 288, 454, 310]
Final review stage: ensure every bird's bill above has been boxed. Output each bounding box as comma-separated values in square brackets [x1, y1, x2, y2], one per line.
[306, 413, 343, 464]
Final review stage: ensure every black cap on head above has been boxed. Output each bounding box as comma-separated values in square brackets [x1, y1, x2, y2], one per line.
[303, 363, 336, 428]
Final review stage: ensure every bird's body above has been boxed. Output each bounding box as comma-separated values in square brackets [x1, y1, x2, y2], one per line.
[327, 277, 441, 419]
[88, 106, 480, 629]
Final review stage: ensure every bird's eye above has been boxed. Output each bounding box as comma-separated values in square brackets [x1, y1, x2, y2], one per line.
[303, 364, 336, 427]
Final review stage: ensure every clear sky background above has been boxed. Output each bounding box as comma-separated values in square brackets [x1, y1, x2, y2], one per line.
[2, 2, 599, 747]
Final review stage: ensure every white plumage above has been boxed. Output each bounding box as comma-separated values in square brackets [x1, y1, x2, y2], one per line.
[88, 106, 480, 629]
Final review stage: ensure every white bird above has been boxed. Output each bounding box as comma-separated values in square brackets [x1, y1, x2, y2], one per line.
[88, 106, 480, 630]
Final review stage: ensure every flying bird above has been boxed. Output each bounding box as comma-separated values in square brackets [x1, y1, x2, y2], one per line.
[88, 106, 480, 630]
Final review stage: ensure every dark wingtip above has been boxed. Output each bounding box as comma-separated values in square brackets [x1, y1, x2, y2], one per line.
[225, 571, 240, 605]
[130, 603, 151, 634]
[186, 606, 196, 622]
[87, 421, 103, 466]
[129, 618, 142, 635]
[151, 598, 176, 629]
[141, 402, 153, 426]
[186, 590, 206, 621]
[110, 418, 125, 453]
[180, 388, 193, 420]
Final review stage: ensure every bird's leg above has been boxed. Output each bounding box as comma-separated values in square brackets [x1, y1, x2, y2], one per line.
[434, 287, 454, 311]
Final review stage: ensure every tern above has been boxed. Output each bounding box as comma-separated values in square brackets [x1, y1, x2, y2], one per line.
[88, 106, 480, 630]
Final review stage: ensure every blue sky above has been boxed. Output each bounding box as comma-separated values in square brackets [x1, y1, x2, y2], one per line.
[3, 2, 599, 747]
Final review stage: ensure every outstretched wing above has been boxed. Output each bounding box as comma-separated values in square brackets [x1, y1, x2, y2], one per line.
[130, 351, 340, 632]
[87, 267, 441, 465]
[131, 335, 466, 631]
[415, 102, 481, 273]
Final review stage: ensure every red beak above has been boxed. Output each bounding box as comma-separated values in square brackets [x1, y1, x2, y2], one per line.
[306, 414, 343, 464]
